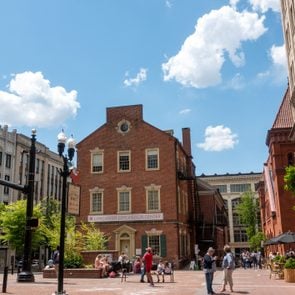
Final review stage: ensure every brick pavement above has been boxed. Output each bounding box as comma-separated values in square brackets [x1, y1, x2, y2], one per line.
[0, 268, 294, 295]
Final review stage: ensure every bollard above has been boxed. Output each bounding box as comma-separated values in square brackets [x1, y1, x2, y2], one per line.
[2, 266, 9, 293]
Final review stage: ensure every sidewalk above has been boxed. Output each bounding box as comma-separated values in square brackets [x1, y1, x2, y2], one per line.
[0, 268, 294, 295]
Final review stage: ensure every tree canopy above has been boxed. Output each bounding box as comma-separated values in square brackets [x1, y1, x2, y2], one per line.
[0, 198, 110, 267]
[236, 191, 265, 250]
[0, 200, 44, 252]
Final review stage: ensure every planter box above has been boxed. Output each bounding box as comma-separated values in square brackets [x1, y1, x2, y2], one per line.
[43, 268, 103, 279]
[80, 250, 119, 266]
[284, 268, 295, 283]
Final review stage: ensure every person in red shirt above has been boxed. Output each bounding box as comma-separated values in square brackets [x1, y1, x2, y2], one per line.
[142, 247, 154, 286]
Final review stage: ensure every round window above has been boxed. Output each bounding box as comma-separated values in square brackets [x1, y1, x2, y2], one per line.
[120, 122, 129, 133]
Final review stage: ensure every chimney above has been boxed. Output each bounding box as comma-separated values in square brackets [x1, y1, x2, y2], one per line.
[182, 128, 192, 157]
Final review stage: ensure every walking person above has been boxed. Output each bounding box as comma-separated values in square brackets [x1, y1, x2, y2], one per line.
[220, 245, 235, 293]
[203, 247, 215, 295]
[142, 247, 154, 287]
[52, 246, 60, 278]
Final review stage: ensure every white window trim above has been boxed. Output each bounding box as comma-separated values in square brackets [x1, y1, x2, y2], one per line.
[117, 185, 132, 213]
[89, 187, 104, 214]
[117, 150, 131, 173]
[90, 147, 104, 174]
[145, 148, 160, 171]
[145, 184, 161, 212]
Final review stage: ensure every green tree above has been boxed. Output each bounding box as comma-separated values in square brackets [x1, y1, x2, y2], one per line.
[0, 200, 45, 253]
[249, 231, 266, 251]
[78, 222, 109, 250]
[284, 166, 295, 210]
[236, 191, 259, 239]
[236, 191, 265, 250]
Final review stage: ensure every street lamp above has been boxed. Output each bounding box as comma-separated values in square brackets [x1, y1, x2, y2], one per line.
[17, 129, 36, 282]
[56, 130, 76, 295]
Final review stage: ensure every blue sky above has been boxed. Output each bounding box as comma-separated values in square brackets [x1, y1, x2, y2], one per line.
[0, 0, 287, 175]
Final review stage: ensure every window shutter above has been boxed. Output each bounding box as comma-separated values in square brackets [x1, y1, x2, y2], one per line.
[160, 235, 167, 257]
[141, 235, 148, 255]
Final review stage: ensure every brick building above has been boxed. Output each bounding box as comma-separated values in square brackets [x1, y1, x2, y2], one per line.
[196, 178, 228, 257]
[257, 88, 295, 254]
[76, 105, 196, 265]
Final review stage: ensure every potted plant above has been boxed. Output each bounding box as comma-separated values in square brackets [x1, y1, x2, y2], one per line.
[284, 258, 295, 282]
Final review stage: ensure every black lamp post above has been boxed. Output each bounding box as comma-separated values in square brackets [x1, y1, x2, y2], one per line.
[56, 130, 76, 295]
[17, 129, 36, 282]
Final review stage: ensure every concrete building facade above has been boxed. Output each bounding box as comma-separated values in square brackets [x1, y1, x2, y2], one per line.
[0, 125, 63, 204]
[76, 105, 197, 266]
[198, 172, 262, 256]
[280, 1, 295, 138]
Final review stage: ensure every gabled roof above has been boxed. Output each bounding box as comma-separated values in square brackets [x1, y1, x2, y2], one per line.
[272, 87, 293, 129]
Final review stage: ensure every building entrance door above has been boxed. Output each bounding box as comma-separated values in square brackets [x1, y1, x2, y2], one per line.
[114, 225, 136, 258]
[120, 236, 130, 258]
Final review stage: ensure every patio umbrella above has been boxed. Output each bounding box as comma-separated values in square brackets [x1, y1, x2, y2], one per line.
[277, 232, 295, 244]
[264, 232, 295, 245]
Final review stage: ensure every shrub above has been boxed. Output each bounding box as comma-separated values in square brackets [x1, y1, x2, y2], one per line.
[64, 252, 83, 268]
[284, 258, 295, 269]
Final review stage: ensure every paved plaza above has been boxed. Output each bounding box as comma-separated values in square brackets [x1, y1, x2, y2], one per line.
[1, 268, 294, 295]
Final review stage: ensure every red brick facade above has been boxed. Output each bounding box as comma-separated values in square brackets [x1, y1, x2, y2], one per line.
[258, 88, 295, 254]
[76, 105, 196, 266]
[196, 179, 228, 257]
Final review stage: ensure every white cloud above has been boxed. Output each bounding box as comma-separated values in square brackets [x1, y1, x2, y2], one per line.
[197, 125, 238, 152]
[179, 108, 191, 115]
[249, 0, 280, 13]
[225, 73, 246, 90]
[0, 71, 80, 128]
[165, 0, 172, 8]
[162, 6, 267, 88]
[270, 44, 287, 68]
[229, 0, 240, 9]
[257, 44, 287, 84]
[124, 68, 147, 87]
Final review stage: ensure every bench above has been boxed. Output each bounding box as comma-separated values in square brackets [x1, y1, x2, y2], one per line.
[151, 262, 175, 283]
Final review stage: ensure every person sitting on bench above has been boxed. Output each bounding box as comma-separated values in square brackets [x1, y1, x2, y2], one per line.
[156, 260, 165, 282]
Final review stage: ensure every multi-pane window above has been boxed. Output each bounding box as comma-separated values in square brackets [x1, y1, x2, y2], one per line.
[148, 235, 160, 256]
[230, 183, 251, 193]
[118, 191, 131, 212]
[147, 190, 160, 211]
[118, 151, 130, 172]
[4, 175, 10, 194]
[5, 154, 11, 168]
[146, 148, 159, 170]
[36, 159, 40, 174]
[212, 184, 227, 193]
[233, 213, 243, 226]
[92, 152, 103, 173]
[91, 192, 103, 213]
[234, 229, 248, 242]
[146, 185, 161, 212]
[231, 198, 241, 209]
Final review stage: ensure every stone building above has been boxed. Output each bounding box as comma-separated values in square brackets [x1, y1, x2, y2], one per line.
[280, 0, 295, 129]
[0, 125, 63, 204]
[76, 105, 197, 266]
[257, 88, 295, 254]
[198, 172, 262, 256]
